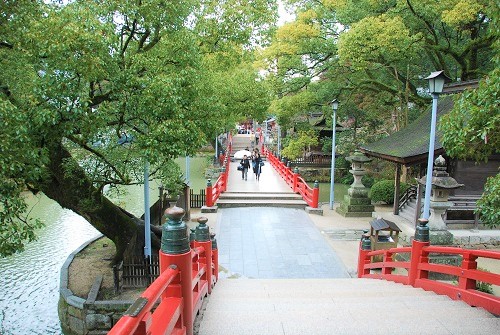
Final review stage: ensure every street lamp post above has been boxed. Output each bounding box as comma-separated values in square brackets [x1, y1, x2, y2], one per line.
[329, 99, 338, 210]
[215, 133, 218, 164]
[422, 70, 450, 219]
[277, 125, 281, 157]
[118, 133, 152, 260]
[185, 155, 190, 186]
[143, 162, 152, 259]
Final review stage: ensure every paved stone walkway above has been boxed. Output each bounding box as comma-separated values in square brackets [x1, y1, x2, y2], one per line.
[216, 207, 350, 279]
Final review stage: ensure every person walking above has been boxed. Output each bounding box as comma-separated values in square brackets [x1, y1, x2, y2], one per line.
[252, 151, 263, 181]
[240, 155, 251, 181]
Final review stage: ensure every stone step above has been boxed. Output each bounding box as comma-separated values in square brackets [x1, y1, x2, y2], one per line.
[216, 199, 307, 209]
[219, 192, 303, 201]
[399, 207, 417, 223]
[199, 278, 499, 335]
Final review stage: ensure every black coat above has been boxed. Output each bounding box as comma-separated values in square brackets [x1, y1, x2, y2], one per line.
[240, 158, 250, 169]
[252, 155, 262, 174]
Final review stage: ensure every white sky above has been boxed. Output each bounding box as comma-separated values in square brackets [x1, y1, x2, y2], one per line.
[277, 0, 295, 26]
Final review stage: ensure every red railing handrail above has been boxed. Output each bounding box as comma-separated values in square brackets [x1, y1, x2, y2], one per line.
[205, 139, 231, 207]
[264, 148, 319, 208]
[357, 240, 500, 315]
[108, 266, 182, 335]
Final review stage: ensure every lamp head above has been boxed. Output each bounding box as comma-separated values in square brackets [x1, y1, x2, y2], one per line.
[424, 70, 451, 94]
[331, 99, 339, 111]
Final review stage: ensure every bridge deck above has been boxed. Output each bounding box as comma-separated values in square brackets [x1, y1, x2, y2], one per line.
[226, 140, 291, 193]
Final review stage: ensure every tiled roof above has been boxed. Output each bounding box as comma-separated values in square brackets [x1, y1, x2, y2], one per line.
[359, 96, 454, 165]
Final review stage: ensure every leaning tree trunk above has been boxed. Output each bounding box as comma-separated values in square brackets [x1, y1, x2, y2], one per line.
[39, 140, 159, 264]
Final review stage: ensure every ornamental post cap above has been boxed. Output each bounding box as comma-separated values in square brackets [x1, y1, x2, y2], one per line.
[164, 206, 185, 220]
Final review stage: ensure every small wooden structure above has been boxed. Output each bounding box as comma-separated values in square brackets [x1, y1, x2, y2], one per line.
[369, 218, 401, 261]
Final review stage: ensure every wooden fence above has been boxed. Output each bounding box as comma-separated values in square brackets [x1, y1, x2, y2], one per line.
[114, 255, 160, 292]
[190, 189, 205, 208]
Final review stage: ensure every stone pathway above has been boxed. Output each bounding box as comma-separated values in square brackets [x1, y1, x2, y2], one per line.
[216, 207, 350, 279]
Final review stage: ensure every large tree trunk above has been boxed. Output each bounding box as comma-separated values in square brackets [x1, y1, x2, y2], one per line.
[39, 140, 159, 264]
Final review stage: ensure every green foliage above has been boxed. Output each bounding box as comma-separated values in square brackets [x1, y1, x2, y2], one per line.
[476, 175, 500, 227]
[371, 179, 409, 204]
[475, 267, 494, 294]
[439, 67, 500, 163]
[439, 29, 500, 227]
[0, 0, 276, 256]
[281, 130, 319, 160]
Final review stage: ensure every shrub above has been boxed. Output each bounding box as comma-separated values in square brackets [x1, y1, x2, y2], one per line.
[371, 179, 409, 204]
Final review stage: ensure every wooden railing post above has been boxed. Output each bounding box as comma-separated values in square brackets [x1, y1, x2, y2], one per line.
[357, 232, 371, 277]
[312, 181, 319, 208]
[458, 251, 478, 290]
[159, 207, 194, 335]
[211, 233, 219, 282]
[193, 217, 213, 294]
[408, 219, 431, 286]
[292, 167, 299, 193]
[205, 179, 213, 207]
[221, 166, 227, 192]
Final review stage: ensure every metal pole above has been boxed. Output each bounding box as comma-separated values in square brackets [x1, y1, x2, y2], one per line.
[264, 120, 268, 145]
[144, 161, 152, 258]
[185, 155, 190, 186]
[277, 125, 281, 157]
[422, 93, 438, 219]
[215, 134, 218, 163]
[329, 107, 337, 210]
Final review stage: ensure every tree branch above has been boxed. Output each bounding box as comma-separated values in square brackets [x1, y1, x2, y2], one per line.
[66, 135, 129, 183]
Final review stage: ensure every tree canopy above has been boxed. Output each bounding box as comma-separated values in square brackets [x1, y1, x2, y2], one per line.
[261, 0, 497, 139]
[0, 0, 277, 258]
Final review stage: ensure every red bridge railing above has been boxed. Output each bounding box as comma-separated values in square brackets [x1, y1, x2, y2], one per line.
[263, 147, 319, 208]
[357, 219, 500, 315]
[206, 135, 232, 207]
[109, 210, 218, 335]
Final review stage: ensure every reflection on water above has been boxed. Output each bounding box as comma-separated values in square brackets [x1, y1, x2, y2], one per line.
[0, 194, 99, 335]
[318, 182, 349, 203]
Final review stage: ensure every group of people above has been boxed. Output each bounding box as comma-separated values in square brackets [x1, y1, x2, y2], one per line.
[240, 148, 263, 181]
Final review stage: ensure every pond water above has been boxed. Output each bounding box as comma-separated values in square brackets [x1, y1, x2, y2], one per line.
[0, 155, 208, 335]
[0, 194, 99, 335]
[318, 182, 349, 203]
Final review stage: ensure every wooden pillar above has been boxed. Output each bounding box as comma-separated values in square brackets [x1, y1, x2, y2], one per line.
[393, 163, 401, 215]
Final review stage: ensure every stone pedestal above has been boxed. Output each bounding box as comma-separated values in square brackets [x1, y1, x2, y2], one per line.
[417, 155, 463, 230]
[336, 151, 374, 217]
[416, 156, 463, 279]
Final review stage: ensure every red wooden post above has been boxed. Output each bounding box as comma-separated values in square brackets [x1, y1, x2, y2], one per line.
[221, 167, 227, 192]
[357, 234, 371, 277]
[159, 207, 194, 335]
[312, 181, 319, 208]
[211, 233, 219, 282]
[458, 251, 478, 290]
[193, 217, 213, 294]
[205, 179, 213, 207]
[382, 251, 393, 276]
[292, 167, 299, 193]
[408, 219, 431, 286]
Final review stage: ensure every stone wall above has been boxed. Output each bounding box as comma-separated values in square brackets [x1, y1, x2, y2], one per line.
[58, 235, 134, 335]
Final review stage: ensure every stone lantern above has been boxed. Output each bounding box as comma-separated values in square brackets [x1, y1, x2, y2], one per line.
[337, 150, 374, 217]
[418, 155, 463, 230]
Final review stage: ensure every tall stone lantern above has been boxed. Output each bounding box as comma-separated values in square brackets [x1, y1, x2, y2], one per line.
[418, 155, 463, 231]
[337, 150, 374, 217]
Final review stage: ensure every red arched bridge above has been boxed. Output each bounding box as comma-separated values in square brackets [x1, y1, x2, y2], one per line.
[108, 134, 500, 335]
